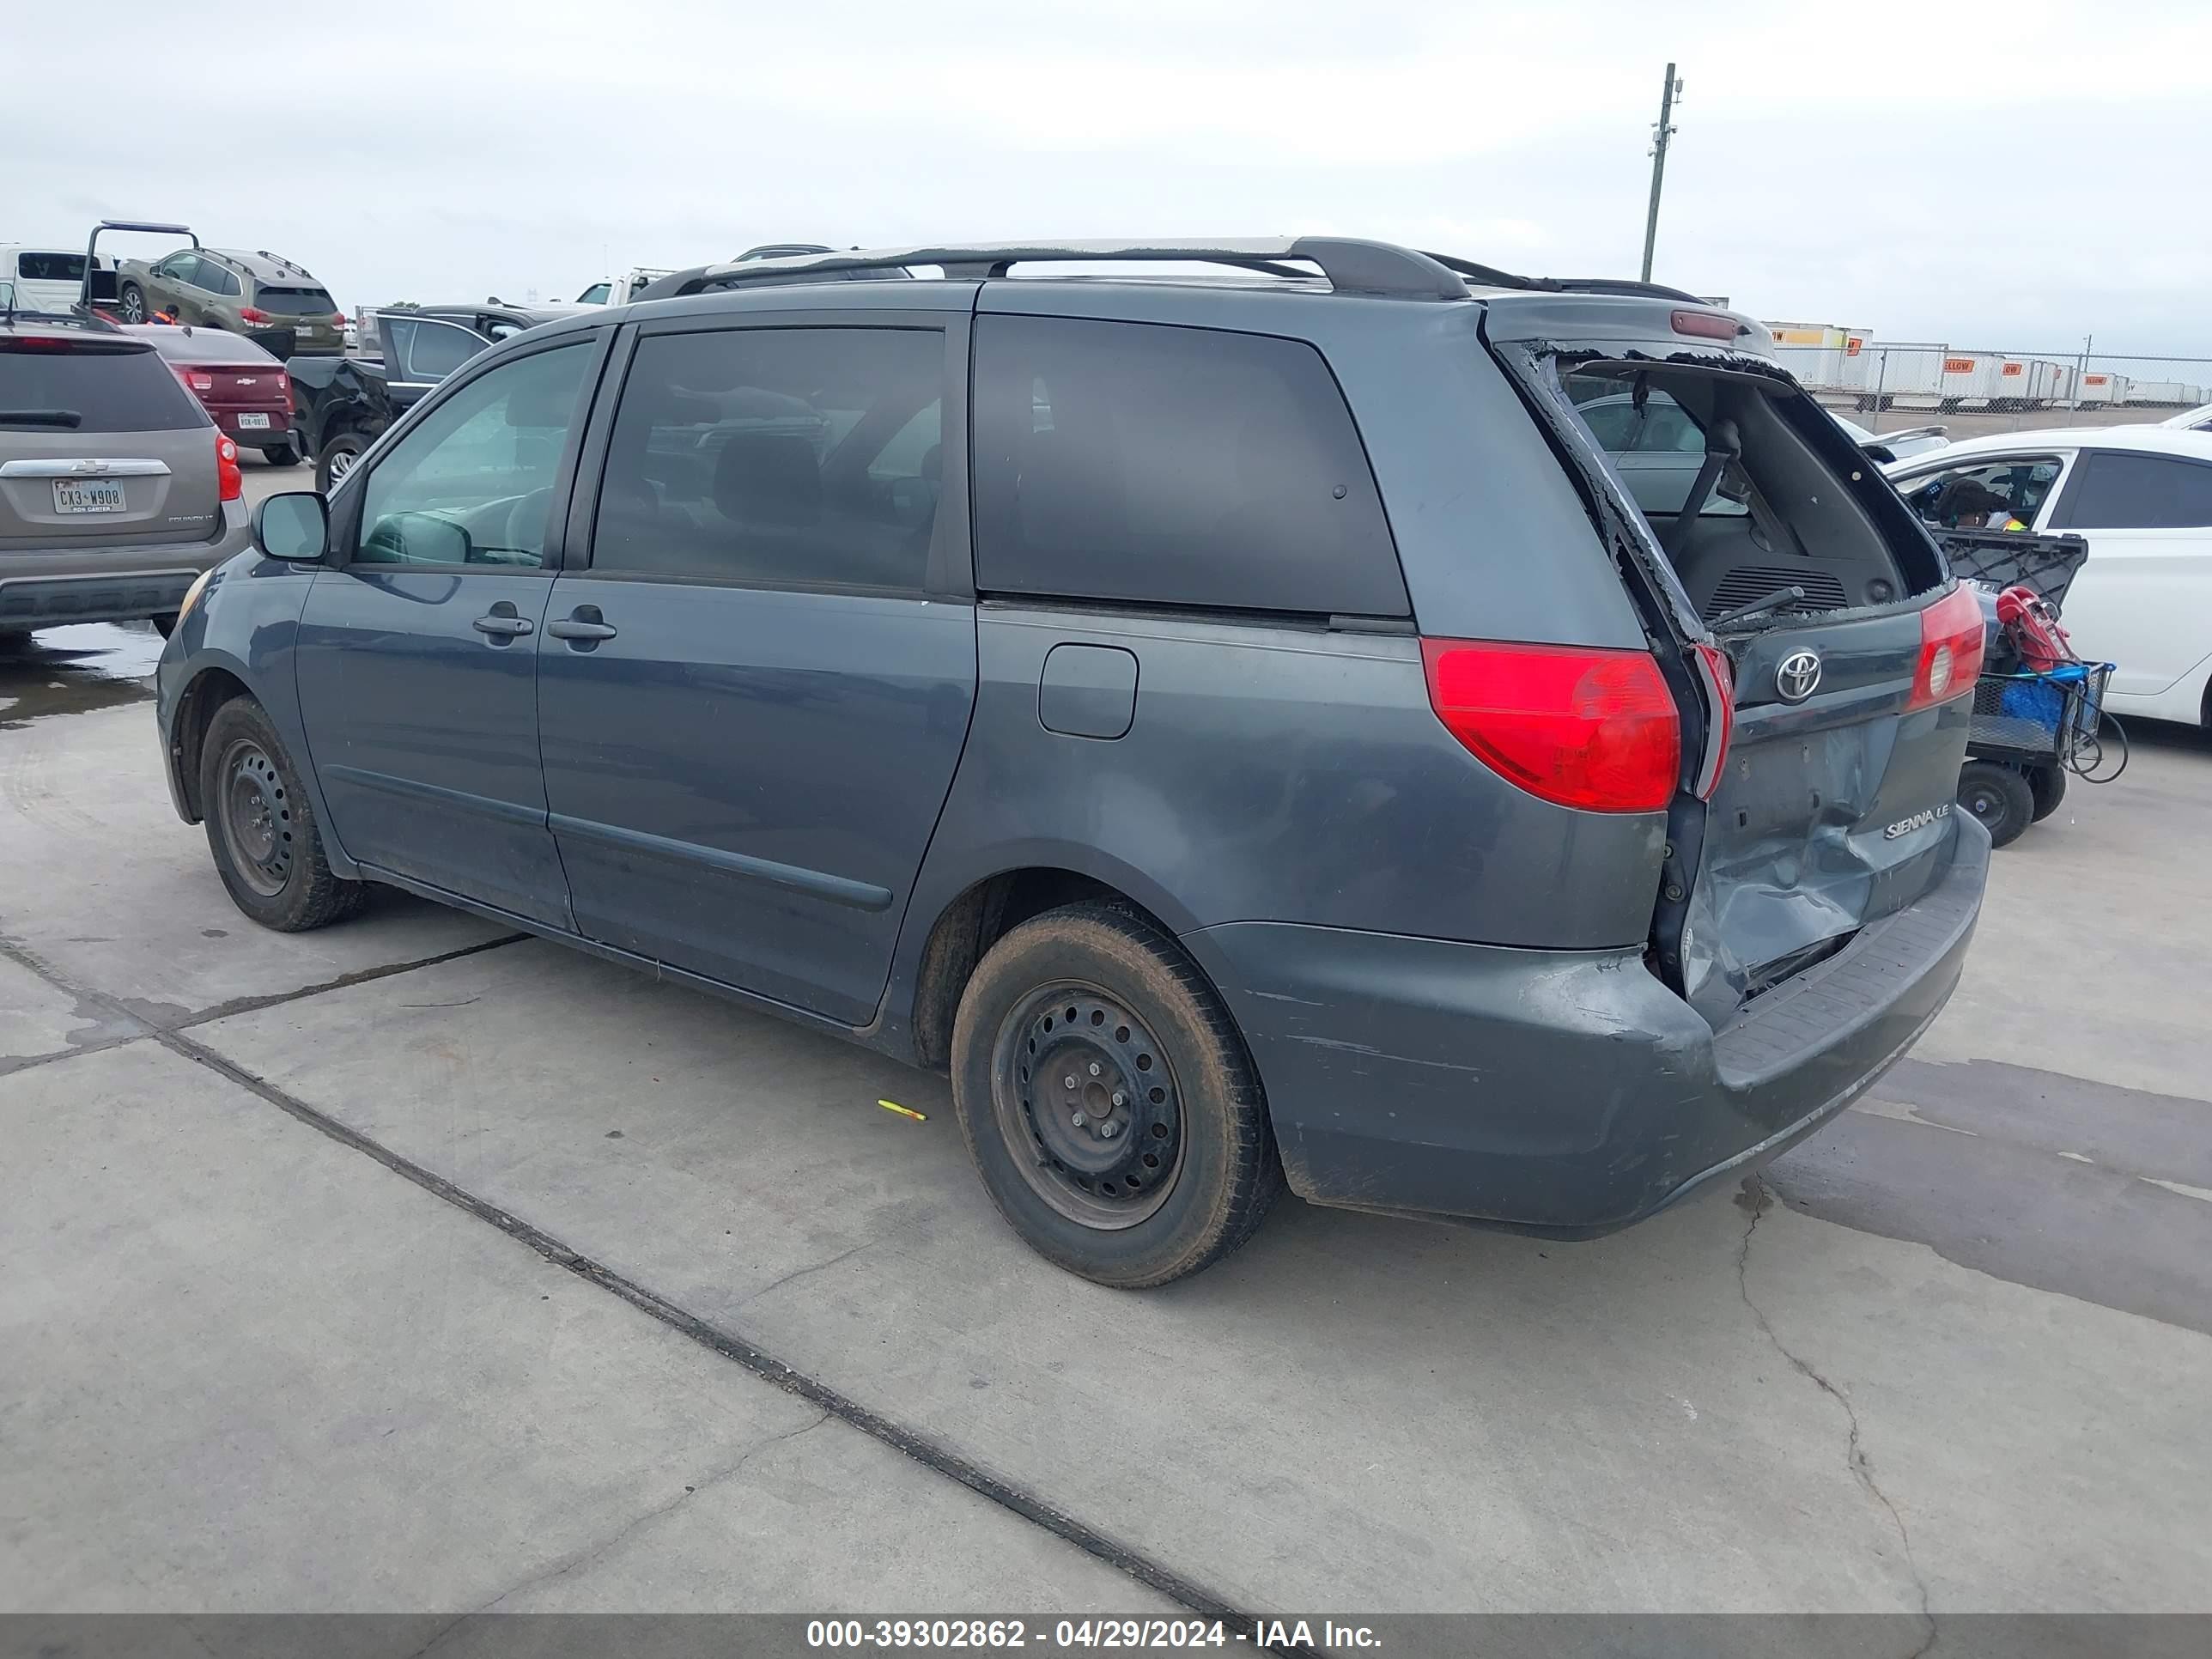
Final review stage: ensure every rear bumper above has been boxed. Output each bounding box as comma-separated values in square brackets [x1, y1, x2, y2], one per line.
[211, 409, 295, 448]
[1191, 816, 1990, 1235]
[0, 505, 251, 629]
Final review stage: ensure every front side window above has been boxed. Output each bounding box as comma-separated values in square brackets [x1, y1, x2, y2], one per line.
[577, 283, 611, 305]
[2051, 451, 2212, 530]
[970, 315, 1406, 616]
[356, 344, 592, 568]
[589, 325, 945, 592]
[1895, 457, 2063, 529]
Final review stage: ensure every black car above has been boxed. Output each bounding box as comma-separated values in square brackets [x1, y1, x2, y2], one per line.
[287, 303, 582, 491]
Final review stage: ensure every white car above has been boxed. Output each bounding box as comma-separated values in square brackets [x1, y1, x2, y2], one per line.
[1836, 416, 1949, 461]
[1886, 428, 2212, 727]
[2161, 401, 2212, 433]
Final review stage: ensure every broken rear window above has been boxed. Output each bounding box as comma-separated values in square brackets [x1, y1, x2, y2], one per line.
[1558, 361, 1941, 626]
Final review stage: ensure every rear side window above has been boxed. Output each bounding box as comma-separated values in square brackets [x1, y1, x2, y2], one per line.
[0, 342, 208, 434]
[205, 264, 243, 298]
[383, 316, 488, 382]
[255, 285, 335, 315]
[14, 252, 85, 283]
[2051, 451, 2212, 530]
[971, 315, 1406, 616]
[589, 325, 945, 593]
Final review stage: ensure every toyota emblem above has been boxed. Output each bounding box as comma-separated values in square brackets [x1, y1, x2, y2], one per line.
[1776, 649, 1822, 702]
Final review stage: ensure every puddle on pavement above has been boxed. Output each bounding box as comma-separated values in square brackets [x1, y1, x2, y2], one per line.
[0, 623, 163, 728]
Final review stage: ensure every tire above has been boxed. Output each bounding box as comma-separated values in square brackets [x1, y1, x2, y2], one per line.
[2027, 764, 2067, 823]
[950, 902, 1284, 1287]
[198, 696, 366, 931]
[119, 283, 148, 324]
[315, 434, 365, 493]
[260, 443, 300, 467]
[1957, 760, 2035, 849]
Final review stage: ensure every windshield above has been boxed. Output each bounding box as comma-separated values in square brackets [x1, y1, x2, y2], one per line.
[254, 286, 337, 315]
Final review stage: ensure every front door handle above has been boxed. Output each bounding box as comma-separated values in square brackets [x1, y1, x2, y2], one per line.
[471, 607, 533, 639]
[548, 606, 617, 644]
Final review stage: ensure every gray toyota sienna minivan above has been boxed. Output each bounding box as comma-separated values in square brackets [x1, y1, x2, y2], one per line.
[154, 240, 1989, 1285]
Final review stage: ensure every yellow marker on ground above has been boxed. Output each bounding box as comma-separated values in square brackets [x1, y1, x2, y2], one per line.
[877, 1099, 927, 1122]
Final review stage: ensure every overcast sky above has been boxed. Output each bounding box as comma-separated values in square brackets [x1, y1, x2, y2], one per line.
[19, 1, 2210, 357]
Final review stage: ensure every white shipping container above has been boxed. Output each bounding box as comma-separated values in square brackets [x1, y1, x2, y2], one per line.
[1761, 323, 1870, 393]
[2125, 380, 2189, 405]
[1842, 343, 1948, 408]
[2075, 369, 2124, 406]
[1987, 358, 2069, 409]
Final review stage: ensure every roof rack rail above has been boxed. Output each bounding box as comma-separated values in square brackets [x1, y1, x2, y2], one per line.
[1419, 254, 1710, 307]
[647, 238, 1471, 302]
[1542, 276, 1708, 304]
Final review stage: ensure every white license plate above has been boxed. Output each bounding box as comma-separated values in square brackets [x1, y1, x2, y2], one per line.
[52, 478, 126, 514]
[237, 412, 271, 429]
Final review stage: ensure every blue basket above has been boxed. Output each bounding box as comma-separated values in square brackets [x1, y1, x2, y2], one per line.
[1970, 664, 2112, 762]
[1996, 676, 2066, 732]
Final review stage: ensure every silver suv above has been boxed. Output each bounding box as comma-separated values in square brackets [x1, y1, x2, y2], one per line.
[1, 311, 252, 635]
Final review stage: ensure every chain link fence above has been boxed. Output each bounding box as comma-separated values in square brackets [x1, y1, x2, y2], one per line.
[1765, 332, 2212, 440]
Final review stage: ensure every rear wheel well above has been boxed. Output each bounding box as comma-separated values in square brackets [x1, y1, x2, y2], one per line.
[172, 668, 254, 820]
[908, 869, 1172, 1070]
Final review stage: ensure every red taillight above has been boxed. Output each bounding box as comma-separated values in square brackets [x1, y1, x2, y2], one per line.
[1689, 640, 1735, 800]
[216, 434, 241, 502]
[239, 306, 272, 325]
[1421, 639, 1681, 813]
[331, 313, 346, 328]
[179, 368, 214, 392]
[1909, 584, 1985, 711]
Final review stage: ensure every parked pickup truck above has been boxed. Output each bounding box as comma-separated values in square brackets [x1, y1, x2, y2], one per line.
[286, 302, 581, 491]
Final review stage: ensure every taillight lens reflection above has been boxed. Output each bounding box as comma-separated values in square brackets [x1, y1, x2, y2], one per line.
[1910, 585, 1984, 710]
[1422, 639, 1681, 813]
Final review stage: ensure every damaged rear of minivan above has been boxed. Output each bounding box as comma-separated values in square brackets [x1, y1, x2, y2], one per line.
[1493, 296, 1988, 1029]
[1249, 290, 1990, 1237]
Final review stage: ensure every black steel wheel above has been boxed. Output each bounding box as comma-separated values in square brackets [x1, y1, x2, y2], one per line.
[1957, 760, 2034, 849]
[951, 902, 1283, 1287]
[198, 696, 366, 931]
[217, 738, 294, 897]
[992, 983, 1184, 1229]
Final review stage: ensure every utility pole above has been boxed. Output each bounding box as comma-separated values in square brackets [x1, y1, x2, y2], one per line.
[1640, 63, 1683, 283]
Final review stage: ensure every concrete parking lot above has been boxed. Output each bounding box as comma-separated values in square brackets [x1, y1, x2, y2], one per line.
[4, 583, 2210, 1620]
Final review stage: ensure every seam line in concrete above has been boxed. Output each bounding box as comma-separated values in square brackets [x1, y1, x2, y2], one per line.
[1738, 1177, 1937, 1655]
[0, 936, 1288, 1640]
[166, 932, 530, 1030]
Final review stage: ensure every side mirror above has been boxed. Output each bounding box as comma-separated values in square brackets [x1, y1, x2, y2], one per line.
[253, 491, 329, 562]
